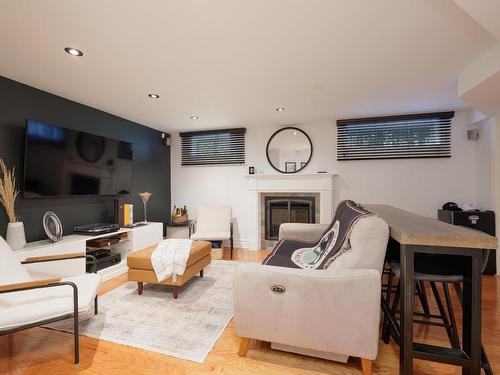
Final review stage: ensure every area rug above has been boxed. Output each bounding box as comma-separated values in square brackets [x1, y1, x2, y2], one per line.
[45, 260, 236, 363]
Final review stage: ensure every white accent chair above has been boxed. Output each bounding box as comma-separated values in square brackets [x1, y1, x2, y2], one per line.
[190, 205, 233, 258]
[0, 236, 101, 364]
[233, 215, 389, 375]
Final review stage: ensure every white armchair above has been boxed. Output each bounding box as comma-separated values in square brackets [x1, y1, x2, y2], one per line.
[0, 236, 101, 364]
[233, 214, 389, 375]
[190, 205, 233, 258]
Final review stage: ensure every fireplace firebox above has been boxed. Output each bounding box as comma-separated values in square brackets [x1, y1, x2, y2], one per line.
[265, 196, 316, 240]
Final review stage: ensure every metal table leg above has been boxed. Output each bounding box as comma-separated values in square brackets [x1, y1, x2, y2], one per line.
[461, 252, 482, 375]
[399, 244, 415, 375]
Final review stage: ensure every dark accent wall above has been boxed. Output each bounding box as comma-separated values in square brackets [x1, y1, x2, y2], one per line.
[0, 75, 170, 242]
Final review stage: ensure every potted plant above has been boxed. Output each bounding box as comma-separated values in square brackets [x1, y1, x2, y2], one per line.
[0, 159, 26, 249]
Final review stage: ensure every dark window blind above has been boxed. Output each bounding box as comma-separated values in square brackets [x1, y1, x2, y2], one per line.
[180, 127, 246, 166]
[336, 112, 454, 161]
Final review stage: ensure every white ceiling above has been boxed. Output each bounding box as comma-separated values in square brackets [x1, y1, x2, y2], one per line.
[0, 0, 495, 132]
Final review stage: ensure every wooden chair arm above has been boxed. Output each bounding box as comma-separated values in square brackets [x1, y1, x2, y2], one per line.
[0, 277, 62, 292]
[21, 252, 86, 264]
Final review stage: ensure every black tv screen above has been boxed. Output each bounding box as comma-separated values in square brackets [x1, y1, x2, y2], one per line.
[24, 119, 133, 197]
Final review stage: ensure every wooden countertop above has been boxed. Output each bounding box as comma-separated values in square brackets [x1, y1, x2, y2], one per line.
[363, 205, 497, 250]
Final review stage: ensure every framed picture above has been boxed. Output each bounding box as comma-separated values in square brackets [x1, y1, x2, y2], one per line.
[285, 162, 296, 173]
[301, 162, 307, 169]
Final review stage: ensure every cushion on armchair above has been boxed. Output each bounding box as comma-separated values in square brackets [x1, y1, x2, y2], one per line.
[0, 235, 102, 332]
[0, 236, 31, 284]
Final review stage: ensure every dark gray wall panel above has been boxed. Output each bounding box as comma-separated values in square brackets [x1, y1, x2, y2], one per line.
[0, 75, 170, 242]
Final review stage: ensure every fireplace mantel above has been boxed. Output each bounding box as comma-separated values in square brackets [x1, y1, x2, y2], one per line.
[246, 173, 336, 250]
[247, 173, 335, 192]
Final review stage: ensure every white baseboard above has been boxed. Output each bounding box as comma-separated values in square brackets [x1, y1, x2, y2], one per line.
[220, 238, 258, 251]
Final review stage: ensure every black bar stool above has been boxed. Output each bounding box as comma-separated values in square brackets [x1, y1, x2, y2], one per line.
[382, 251, 493, 375]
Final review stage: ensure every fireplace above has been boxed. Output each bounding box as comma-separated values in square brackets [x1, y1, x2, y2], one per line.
[265, 196, 316, 240]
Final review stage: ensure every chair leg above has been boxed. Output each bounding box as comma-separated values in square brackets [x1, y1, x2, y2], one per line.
[417, 280, 431, 317]
[383, 280, 400, 344]
[453, 283, 493, 375]
[361, 358, 372, 375]
[385, 269, 394, 304]
[138, 282, 143, 295]
[442, 282, 460, 349]
[230, 237, 234, 260]
[73, 287, 80, 365]
[200, 269, 204, 277]
[239, 337, 250, 357]
[429, 281, 458, 349]
[172, 286, 179, 299]
[381, 269, 393, 340]
[94, 295, 98, 315]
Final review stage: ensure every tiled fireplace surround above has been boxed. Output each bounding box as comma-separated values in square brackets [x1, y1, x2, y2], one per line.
[246, 174, 335, 250]
[260, 192, 320, 249]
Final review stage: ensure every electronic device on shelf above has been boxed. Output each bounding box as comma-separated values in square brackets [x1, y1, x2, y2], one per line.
[74, 223, 120, 235]
[86, 248, 121, 273]
[86, 248, 112, 258]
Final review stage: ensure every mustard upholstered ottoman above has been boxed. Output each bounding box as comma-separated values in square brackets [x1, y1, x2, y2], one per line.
[127, 240, 211, 299]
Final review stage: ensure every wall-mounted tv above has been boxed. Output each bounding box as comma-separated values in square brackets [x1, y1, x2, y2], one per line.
[24, 119, 133, 197]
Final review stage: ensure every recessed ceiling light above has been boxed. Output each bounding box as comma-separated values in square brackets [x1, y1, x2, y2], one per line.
[190, 116, 199, 120]
[275, 107, 285, 112]
[64, 47, 83, 57]
[148, 94, 160, 99]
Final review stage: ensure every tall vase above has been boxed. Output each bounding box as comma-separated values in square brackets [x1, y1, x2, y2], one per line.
[6, 221, 26, 250]
[143, 201, 148, 223]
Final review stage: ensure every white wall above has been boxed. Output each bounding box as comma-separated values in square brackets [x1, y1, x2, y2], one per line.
[171, 110, 491, 248]
[491, 116, 500, 273]
[471, 118, 494, 210]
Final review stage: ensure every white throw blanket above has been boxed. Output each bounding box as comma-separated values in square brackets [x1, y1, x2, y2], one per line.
[151, 239, 192, 283]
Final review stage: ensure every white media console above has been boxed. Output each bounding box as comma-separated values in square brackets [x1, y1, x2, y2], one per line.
[14, 222, 163, 281]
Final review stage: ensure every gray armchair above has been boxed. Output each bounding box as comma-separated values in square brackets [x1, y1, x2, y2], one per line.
[234, 215, 389, 375]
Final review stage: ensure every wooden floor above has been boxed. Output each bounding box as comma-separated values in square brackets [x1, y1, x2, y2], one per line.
[1, 248, 499, 375]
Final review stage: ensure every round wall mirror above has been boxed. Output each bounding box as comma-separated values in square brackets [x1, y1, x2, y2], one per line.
[266, 127, 313, 173]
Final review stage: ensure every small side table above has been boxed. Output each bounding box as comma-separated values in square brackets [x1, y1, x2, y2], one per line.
[166, 220, 194, 239]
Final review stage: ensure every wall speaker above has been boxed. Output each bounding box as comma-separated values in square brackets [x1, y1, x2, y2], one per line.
[467, 129, 479, 141]
[161, 133, 171, 146]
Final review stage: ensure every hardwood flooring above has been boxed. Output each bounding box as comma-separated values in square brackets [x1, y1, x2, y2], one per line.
[1, 248, 499, 375]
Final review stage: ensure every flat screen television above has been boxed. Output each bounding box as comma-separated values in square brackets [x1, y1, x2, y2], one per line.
[24, 119, 133, 197]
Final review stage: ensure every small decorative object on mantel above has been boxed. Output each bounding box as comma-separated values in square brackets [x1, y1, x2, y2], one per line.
[249, 166, 255, 175]
[42, 211, 63, 242]
[0, 159, 26, 250]
[138, 192, 152, 223]
[172, 205, 189, 224]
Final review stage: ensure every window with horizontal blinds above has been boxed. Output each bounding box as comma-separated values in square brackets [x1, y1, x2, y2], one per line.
[180, 127, 246, 166]
[336, 112, 454, 161]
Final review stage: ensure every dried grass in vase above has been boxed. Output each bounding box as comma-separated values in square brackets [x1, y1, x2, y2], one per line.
[0, 159, 19, 223]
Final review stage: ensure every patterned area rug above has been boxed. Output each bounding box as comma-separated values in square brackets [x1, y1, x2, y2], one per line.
[45, 260, 236, 363]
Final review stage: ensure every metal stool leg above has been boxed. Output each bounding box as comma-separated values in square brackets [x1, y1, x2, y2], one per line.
[429, 281, 459, 349]
[453, 283, 494, 375]
[417, 280, 431, 316]
[442, 282, 461, 349]
[381, 268, 394, 339]
[383, 280, 400, 344]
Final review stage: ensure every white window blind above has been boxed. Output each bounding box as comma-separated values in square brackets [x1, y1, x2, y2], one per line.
[180, 127, 246, 166]
[336, 112, 454, 161]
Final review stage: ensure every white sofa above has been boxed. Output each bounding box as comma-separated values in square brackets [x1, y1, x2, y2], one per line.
[0, 236, 101, 364]
[233, 214, 389, 375]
